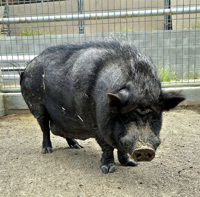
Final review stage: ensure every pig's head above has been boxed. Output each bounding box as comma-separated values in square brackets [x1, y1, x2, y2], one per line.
[101, 60, 185, 162]
[107, 87, 184, 162]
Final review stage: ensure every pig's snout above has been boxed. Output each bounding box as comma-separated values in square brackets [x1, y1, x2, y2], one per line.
[132, 146, 155, 162]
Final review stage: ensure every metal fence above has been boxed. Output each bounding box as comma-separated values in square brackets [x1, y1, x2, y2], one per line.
[0, 0, 200, 92]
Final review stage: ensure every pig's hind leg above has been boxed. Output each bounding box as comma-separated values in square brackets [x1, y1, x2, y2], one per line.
[117, 151, 138, 167]
[30, 104, 52, 154]
[66, 138, 83, 149]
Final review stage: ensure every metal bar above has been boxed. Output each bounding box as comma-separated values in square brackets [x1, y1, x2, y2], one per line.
[1, 67, 25, 71]
[162, 82, 200, 88]
[2, 75, 20, 79]
[0, 7, 200, 24]
[0, 55, 36, 61]
[0, 88, 21, 93]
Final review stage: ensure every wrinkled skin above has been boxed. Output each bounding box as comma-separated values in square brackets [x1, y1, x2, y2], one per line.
[20, 40, 185, 174]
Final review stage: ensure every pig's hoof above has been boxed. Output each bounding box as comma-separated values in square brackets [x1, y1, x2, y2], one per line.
[66, 138, 83, 149]
[124, 159, 138, 167]
[42, 147, 53, 154]
[70, 143, 83, 149]
[100, 163, 116, 174]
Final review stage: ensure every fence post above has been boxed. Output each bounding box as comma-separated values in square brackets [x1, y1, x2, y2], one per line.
[0, 69, 5, 116]
[78, 0, 84, 34]
[3, 0, 11, 36]
[164, 0, 172, 30]
[0, 69, 3, 91]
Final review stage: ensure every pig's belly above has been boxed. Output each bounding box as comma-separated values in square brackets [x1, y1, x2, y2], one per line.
[49, 119, 96, 140]
[45, 98, 96, 140]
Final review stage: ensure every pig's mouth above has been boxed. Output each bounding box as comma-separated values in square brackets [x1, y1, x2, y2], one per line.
[129, 145, 155, 162]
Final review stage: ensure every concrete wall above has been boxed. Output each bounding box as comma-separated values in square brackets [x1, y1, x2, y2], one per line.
[83, 0, 164, 34]
[1, 0, 200, 36]
[3, 93, 27, 114]
[1, 0, 165, 36]
[0, 29, 199, 82]
[7, 1, 79, 35]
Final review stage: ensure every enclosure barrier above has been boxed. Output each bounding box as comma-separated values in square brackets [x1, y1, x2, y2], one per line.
[0, 7, 200, 24]
[0, 0, 200, 93]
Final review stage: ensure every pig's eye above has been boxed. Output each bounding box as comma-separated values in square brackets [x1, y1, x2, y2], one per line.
[135, 108, 153, 115]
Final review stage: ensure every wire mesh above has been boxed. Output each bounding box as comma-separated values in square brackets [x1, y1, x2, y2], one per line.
[0, 0, 200, 92]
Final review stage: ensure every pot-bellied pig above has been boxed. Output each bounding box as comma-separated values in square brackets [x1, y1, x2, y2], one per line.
[20, 39, 185, 174]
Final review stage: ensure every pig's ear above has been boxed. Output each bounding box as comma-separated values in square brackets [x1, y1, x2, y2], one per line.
[107, 89, 129, 107]
[160, 91, 185, 111]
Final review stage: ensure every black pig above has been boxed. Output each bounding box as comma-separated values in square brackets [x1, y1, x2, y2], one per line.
[20, 39, 184, 173]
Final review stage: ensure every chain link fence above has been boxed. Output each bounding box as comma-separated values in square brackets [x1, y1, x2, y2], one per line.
[0, 0, 200, 92]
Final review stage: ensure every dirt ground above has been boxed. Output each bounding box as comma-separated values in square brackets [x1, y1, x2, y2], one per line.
[0, 108, 200, 197]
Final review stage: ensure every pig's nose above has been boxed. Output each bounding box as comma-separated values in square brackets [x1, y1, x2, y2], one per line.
[132, 146, 155, 162]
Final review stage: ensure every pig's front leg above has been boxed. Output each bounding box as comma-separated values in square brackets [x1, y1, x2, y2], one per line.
[96, 136, 116, 174]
